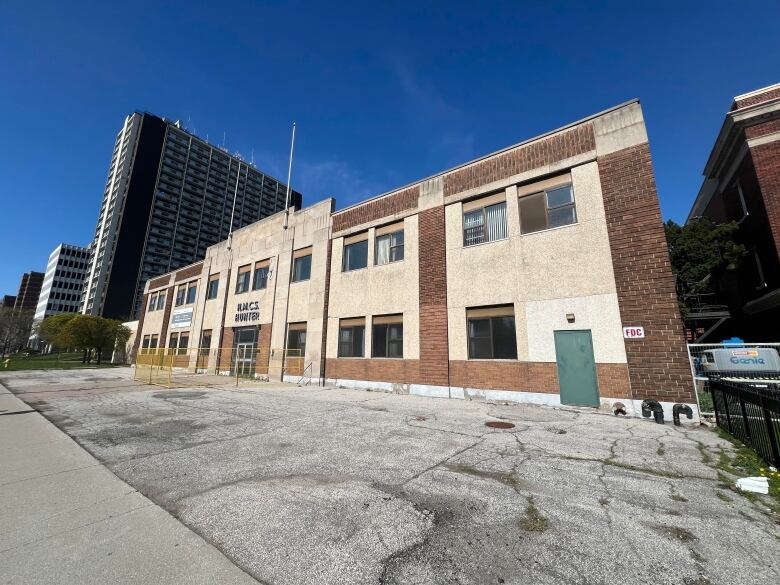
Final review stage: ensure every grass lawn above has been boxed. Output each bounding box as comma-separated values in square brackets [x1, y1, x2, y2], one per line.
[1, 352, 119, 371]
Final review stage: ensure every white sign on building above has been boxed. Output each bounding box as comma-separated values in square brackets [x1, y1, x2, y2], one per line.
[171, 307, 193, 328]
[622, 326, 645, 339]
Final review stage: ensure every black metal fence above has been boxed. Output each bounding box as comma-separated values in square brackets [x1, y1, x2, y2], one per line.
[710, 378, 780, 467]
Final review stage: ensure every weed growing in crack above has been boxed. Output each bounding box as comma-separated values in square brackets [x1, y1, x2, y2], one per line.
[519, 496, 549, 532]
[716, 491, 733, 503]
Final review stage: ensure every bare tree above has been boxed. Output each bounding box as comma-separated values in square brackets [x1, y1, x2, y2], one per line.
[0, 308, 35, 358]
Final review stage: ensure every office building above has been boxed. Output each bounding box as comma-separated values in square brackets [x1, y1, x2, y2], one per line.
[82, 112, 302, 320]
[29, 244, 90, 349]
[2, 296, 16, 308]
[687, 83, 780, 339]
[135, 100, 696, 418]
[14, 272, 44, 311]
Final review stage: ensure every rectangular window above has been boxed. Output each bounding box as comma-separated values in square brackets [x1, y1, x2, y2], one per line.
[149, 293, 158, 311]
[286, 323, 307, 354]
[236, 265, 251, 293]
[186, 282, 197, 304]
[372, 315, 403, 358]
[467, 306, 517, 359]
[177, 332, 189, 355]
[200, 330, 212, 351]
[519, 183, 576, 234]
[175, 285, 186, 306]
[142, 335, 150, 350]
[253, 261, 269, 290]
[206, 274, 219, 300]
[463, 195, 508, 246]
[292, 250, 312, 282]
[343, 234, 368, 271]
[338, 318, 365, 357]
[375, 225, 404, 265]
[169, 332, 179, 352]
[156, 292, 166, 311]
[149, 334, 159, 350]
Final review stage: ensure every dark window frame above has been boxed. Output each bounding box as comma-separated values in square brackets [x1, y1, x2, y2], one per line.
[292, 254, 312, 283]
[467, 312, 518, 360]
[235, 265, 251, 294]
[175, 285, 186, 306]
[338, 324, 365, 358]
[519, 183, 577, 235]
[206, 275, 219, 300]
[253, 263, 269, 290]
[372, 321, 403, 358]
[343, 239, 368, 272]
[186, 282, 197, 305]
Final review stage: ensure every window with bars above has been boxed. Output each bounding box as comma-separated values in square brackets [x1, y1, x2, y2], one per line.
[519, 184, 576, 234]
[467, 306, 517, 359]
[463, 200, 508, 246]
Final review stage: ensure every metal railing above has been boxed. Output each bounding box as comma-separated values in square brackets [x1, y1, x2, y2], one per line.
[687, 343, 780, 416]
[709, 378, 780, 467]
[134, 347, 302, 389]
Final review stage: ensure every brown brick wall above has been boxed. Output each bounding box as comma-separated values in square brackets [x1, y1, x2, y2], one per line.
[158, 286, 175, 346]
[749, 140, 780, 259]
[326, 359, 421, 384]
[217, 327, 235, 371]
[596, 364, 631, 399]
[598, 143, 694, 403]
[175, 261, 204, 282]
[745, 118, 780, 140]
[450, 361, 558, 393]
[319, 239, 333, 381]
[332, 186, 419, 232]
[149, 274, 171, 290]
[733, 87, 780, 110]
[443, 124, 595, 197]
[256, 325, 272, 375]
[418, 206, 450, 386]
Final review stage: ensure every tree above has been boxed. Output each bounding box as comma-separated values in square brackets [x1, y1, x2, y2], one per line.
[37, 313, 77, 350]
[0, 308, 35, 358]
[664, 218, 747, 316]
[60, 314, 130, 364]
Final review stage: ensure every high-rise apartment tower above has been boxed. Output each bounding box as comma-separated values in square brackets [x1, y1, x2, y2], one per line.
[82, 112, 302, 320]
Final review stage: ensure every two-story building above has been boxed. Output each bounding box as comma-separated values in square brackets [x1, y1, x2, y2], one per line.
[134, 99, 695, 418]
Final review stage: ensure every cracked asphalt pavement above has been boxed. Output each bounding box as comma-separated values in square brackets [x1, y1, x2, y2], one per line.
[3, 368, 779, 585]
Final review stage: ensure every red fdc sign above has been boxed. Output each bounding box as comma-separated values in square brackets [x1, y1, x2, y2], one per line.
[622, 326, 645, 339]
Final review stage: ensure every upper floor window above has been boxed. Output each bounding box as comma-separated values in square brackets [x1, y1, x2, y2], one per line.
[292, 248, 312, 282]
[206, 274, 219, 300]
[372, 315, 403, 358]
[467, 305, 517, 360]
[338, 318, 365, 357]
[186, 282, 197, 304]
[463, 194, 508, 246]
[343, 234, 368, 272]
[519, 180, 576, 234]
[236, 265, 251, 293]
[375, 223, 404, 265]
[253, 261, 270, 290]
[156, 292, 166, 310]
[175, 285, 186, 306]
[149, 292, 158, 311]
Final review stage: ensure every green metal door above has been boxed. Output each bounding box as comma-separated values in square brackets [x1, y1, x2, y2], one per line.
[554, 330, 599, 407]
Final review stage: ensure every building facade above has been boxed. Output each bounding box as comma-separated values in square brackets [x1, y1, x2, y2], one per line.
[29, 244, 90, 348]
[135, 100, 695, 417]
[81, 112, 303, 321]
[14, 271, 44, 311]
[2, 295, 16, 308]
[687, 83, 780, 340]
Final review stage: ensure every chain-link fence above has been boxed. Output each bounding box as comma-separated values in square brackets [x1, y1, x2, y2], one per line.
[134, 347, 304, 388]
[687, 343, 780, 416]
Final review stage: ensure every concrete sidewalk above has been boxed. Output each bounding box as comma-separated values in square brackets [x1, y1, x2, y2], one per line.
[0, 380, 257, 585]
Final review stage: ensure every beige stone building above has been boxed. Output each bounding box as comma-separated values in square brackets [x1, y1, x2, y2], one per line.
[135, 100, 696, 418]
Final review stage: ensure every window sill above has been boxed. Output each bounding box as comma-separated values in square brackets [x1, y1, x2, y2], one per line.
[370, 356, 405, 360]
[521, 221, 579, 237]
[336, 356, 366, 359]
[462, 236, 508, 249]
[342, 266, 368, 273]
[374, 259, 404, 267]
[466, 358, 519, 362]
[291, 279, 310, 284]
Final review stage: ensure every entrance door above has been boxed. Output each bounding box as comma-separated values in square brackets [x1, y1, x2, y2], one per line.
[233, 327, 257, 378]
[554, 330, 599, 407]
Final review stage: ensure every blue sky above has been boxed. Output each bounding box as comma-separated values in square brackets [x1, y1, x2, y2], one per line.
[1, 1, 779, 296]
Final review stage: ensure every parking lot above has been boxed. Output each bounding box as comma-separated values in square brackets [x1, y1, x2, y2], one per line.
[3, 368, 779, 585]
